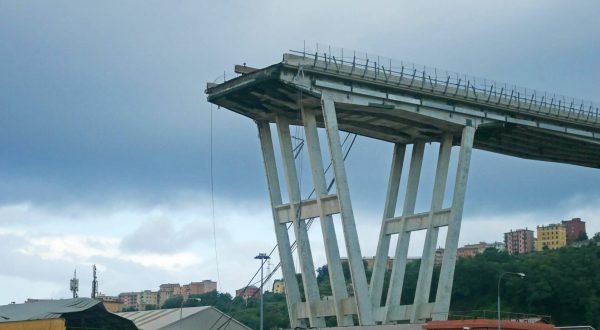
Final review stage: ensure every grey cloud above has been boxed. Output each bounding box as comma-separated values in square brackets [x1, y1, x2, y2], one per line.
[120, 217, 212, 254]
[0, 234, 73, 284]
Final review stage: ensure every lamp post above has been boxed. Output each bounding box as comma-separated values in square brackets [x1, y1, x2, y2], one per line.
[180, 286, 191, 330]
[255, 253, 270, 330]
[497, 272, 525, 330]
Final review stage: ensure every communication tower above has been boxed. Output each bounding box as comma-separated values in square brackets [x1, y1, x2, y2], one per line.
[69, 269, 79, 298]
[91, 265, 98, 299]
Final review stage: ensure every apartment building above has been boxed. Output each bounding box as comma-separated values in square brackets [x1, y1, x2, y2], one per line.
[561, 217, 587, 244]
[434, 248, 444, 266]
[158, 283, 181, 307]
[182, 280, 217, 298]
[96, 294, 123, 313]
[236, 286, 261, 299]
[504, 228, 535, 254]
[272, 280, 285, 294]
[457, 242, 488, 258]
[139, 290, 159, 309]
[118, 292, 141, 310]
[536, 223, 567, 251]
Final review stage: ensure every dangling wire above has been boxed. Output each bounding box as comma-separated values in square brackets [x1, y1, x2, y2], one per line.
[208, 89, 359, 330]
[209, 131, 359, 330]
[210, 103, 222, 291]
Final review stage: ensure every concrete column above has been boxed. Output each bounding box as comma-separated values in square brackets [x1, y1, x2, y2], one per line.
[275, 116, 326, 328]
[411, 133, 453, 322]
[321, 95, 375, 325]
[384, 142, 425, 322]
[301, 107, 354, 326]
[370, 143, 406, 308]
[432, 125, 475, 320]
[256, 121, 304, 328]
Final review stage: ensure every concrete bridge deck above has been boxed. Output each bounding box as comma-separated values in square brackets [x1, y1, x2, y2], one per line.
[207, 53, 600, 168]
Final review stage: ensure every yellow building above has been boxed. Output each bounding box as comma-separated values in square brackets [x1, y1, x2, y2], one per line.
[272, 279, 285, 294]
[140, 290, 159, 309]
[536, 224, 567, 251]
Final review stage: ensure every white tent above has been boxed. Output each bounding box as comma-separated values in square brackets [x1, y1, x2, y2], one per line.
[118, 307, 250, 330]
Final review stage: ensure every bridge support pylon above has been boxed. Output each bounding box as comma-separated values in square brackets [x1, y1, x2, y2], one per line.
[256, 91, 475, 326]
[370, 123, 475, 323]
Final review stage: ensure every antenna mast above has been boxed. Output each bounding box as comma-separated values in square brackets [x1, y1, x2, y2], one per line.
[91, 265, 98, 299]
[70, 270, 79, 298]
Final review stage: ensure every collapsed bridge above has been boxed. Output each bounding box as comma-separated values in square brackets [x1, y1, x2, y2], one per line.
[206, 47, 600, 327]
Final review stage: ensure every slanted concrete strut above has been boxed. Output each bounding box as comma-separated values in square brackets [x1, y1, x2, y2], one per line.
[256, 121, 305, 328]
[322, 94, 376, 325]
[302, 106, 353, 326]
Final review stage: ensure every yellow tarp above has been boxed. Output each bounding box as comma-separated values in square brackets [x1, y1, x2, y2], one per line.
[0, 319, 65, 330]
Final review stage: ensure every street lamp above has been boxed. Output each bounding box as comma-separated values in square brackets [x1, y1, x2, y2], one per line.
[255, 253, 270, 330]
[497, 272, 525, 330]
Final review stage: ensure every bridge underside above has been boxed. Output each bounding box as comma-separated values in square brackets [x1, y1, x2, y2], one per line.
[208, 61, 600, 168]
[206, 53, 600, 327]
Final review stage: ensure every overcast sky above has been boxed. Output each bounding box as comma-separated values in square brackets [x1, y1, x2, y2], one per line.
[1, 0, 600, 304]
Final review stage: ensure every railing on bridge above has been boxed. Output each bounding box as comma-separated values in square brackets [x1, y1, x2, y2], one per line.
[290, 43, 599, 124]
[430, 310, 552, 323]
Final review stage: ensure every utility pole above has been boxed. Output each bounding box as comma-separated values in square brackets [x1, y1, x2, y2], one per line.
[91, 265, 98, 299]
[255, 253, 270, 330]
[70, 270, 79, 298]
[497, 272, 525, 330]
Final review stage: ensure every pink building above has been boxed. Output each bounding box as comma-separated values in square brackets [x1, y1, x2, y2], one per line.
[504, 228, 535, 254]
[118, 292, 140, 309]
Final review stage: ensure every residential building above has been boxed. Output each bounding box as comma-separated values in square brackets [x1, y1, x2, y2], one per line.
[364, 256, 395, 271]
[119, 292, 141, 310]
[434, 248, 444, 266]
[457, 242, 488, 258]
[504, 228, 535, 254]
[236, 286, 260, 299]
[96, 294, 123, 313]
[272, 279, 285, 294]
[457, 241, 506, 258]
[158, 283, 181, 307]
[488, 241, 505, 251]
[536, 223, 567, 251]
[341, 256, 410, 272]
[24, 299, 53, 303]
[181, 280, 217, 298]
[140, 290, 159, 309]
[561, 217, 587, 244]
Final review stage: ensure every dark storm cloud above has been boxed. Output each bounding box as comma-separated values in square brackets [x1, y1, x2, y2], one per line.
[1, 0, 600, 214]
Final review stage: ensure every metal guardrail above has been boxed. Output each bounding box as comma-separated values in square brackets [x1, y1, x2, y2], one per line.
[289, 43, 599, 124]
[430, 310, 552, 323]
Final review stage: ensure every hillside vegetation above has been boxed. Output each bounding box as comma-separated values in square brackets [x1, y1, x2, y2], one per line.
[176, 237, 600, 329]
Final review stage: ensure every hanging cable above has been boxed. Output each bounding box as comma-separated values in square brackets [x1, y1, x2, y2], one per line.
[210, 103, 222, 291]
[209, 129, 358, 330]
